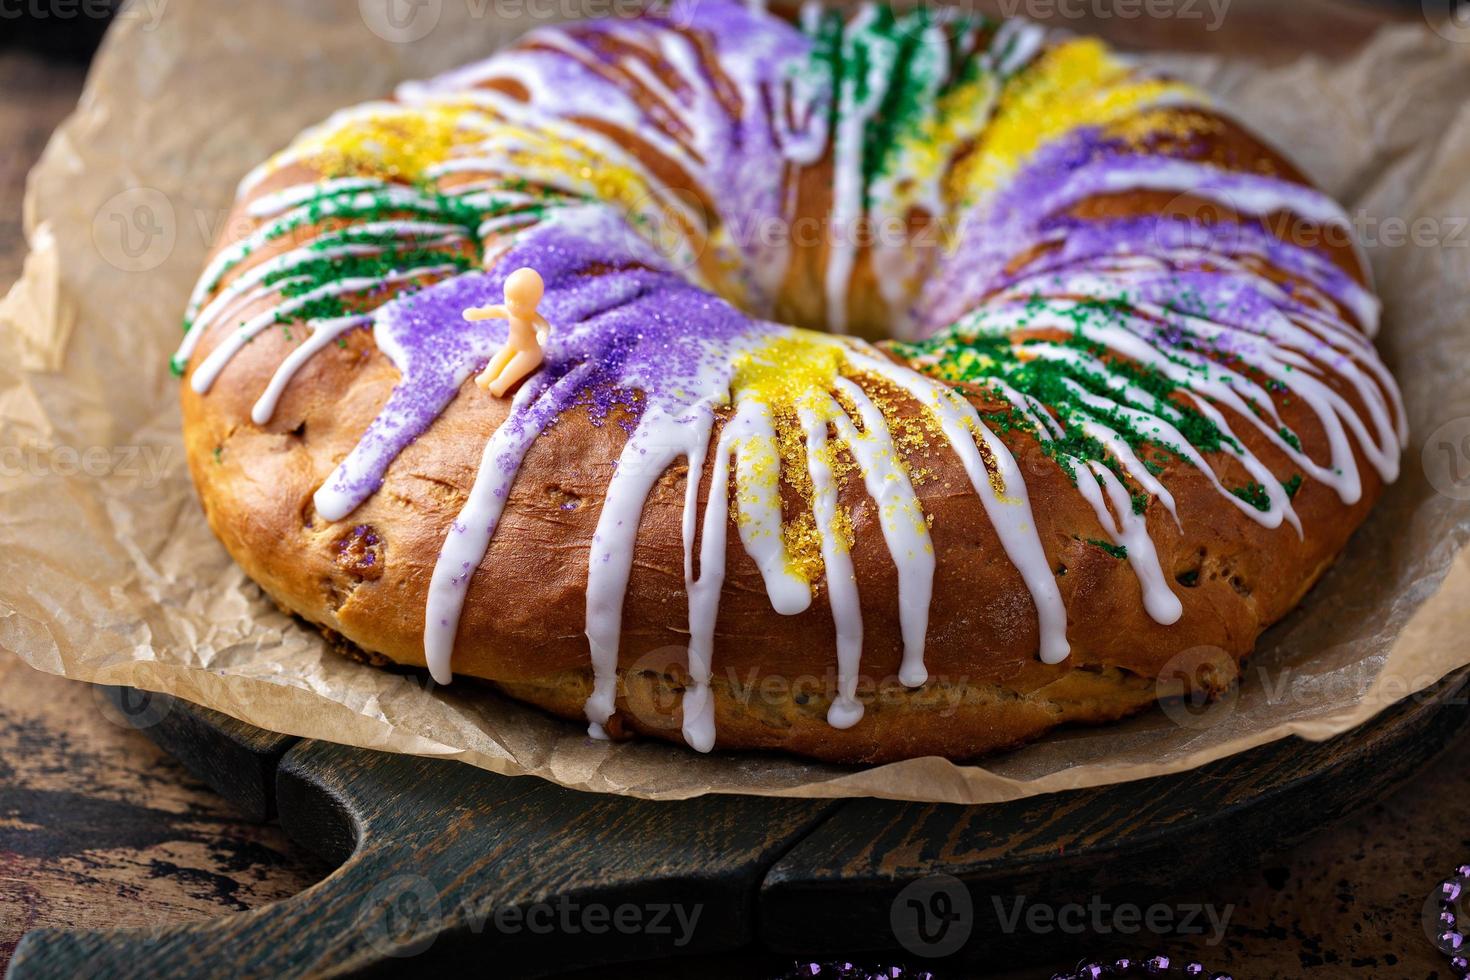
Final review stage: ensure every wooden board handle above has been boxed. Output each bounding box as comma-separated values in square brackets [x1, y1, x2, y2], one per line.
[6, 739, 833, 978]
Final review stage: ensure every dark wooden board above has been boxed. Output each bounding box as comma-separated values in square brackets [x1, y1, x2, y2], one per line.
[9, 670, 1470, 978]
[761, 671, 1470, 969]
[100, 687, 297, 822]
[7, 735, 835, 979]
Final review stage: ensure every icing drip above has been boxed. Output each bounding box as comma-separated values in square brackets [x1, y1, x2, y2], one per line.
[823, 4, 889, 335]
[797, 395, 866, 728]
[831, 377, 933, 688]
[681, 393, 813, 753]
[847, 348, 1072, 664]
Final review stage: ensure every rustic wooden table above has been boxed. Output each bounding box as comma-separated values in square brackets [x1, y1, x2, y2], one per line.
[1, 3, 1465, 977]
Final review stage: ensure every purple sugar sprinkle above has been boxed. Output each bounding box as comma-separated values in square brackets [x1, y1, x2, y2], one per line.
[920, 126, 1366, 335]
[316, 209, 768, 519]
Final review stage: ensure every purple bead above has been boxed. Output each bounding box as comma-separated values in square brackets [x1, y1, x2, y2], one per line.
[1113, 958, 1134, 973]
[1078, 963, 1105, 980]
[1144, 955, 1172, 975]
[1209, 974, 1233, 980]
[1442, 930, 1466, 952]
[1184, 965, 1205, 977]
[1456, 864, 1470, 879]
[1444, 910, 1461, 929]
[1453, 957, 1470, 977]
[1445, 880, 1464, 903]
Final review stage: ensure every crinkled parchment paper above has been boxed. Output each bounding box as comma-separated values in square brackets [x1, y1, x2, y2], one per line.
[4, 1, 1470, 803]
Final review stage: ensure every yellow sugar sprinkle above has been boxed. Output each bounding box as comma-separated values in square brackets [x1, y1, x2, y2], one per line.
[478, 121, 749, 307]
[288, 106, 479, 182]
[731, 332, 848, 408]
[887, 72, 1000, 191]
[492, 122, 653, 213]
[946, 39, 1200, 204]
[1106, 108, 1222, 148]
[728, 333, 858, 583]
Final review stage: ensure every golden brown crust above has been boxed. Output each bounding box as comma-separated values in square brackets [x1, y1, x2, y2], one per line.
[180, 80, 1395, 763]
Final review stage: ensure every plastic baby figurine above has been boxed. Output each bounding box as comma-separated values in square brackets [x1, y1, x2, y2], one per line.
[462, 267, 550, 397]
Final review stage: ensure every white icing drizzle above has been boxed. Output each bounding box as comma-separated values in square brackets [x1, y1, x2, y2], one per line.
[183, 185, 474, 326]
[236, 103, 414, 196]
[245, 177, 387, 219]
[1046, 157, 1375, 278]
[862, 19, 1044, 336]
[181, 224, 464, 363]
[968, 291, 1399, 509]
[190, 267, 456, 395]
[682, 399, 747, 752]
[252, 314, 373, 424]
[831, 376, 934, 688]
[1076, 461, 1183, 625]
[585, 401, 718, 737]
[681, 393, 817, 751]
[730, 399, 814, 615]
[824, 3, 886, 336]
[797, 395, 866, 728]
[422, 366, 593, 684]
[847, 348, 1072, 664]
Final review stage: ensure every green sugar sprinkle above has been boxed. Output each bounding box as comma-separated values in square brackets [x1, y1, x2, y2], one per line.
[268, 247, 474, 299]
[892, 295, 1241, 487]
[1283, 473, 1303, 498]
[1085, 537, 1129, 560]
[800, 8, 996, 207]
[181, 177, 537, 336]
[1231, 481, 1273, 512]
